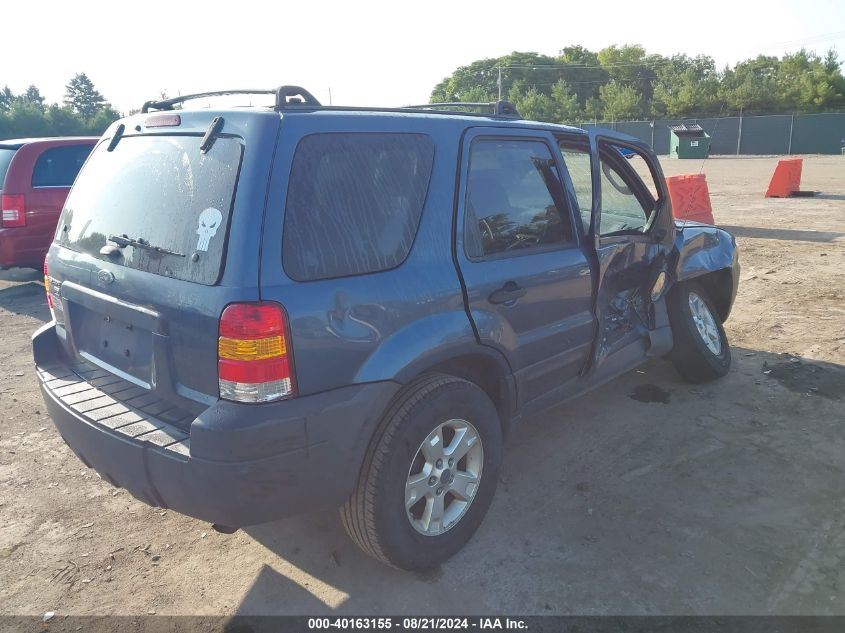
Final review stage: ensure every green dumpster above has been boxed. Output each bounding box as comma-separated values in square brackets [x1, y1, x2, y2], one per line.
[669, 123, 711, 159]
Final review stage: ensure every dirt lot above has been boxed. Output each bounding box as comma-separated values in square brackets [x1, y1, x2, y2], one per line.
[0, 156, 843, 617]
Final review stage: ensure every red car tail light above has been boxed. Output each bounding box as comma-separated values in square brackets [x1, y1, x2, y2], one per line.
[43, 257, 53, 309]
[1, 194, 26, 227]
[218, 302, 296, 403]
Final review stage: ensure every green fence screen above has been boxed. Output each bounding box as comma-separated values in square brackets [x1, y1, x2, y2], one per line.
[581, 112, 845, 155]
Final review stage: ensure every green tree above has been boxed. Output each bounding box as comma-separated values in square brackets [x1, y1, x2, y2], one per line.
[775, 49, 845, 111]
[652, 55, 722, 117]
[431, 51, 563, 103]
[550, 79, 582, 123]
[583, 97, 604, 122]
[85, 106, 122, 135]
[556, 46, 608, 108]
[719, 55, 780, 114]
[511, 86, 555, 121]
[19, 85, 46, 113]
[597, 44, 660, 102]
[45, 105, 84, 135]
[599, 81, 643, 121]
[433, 45, 845, 121]
[64, 72, 107, 120]
[0, 86, 14, 113]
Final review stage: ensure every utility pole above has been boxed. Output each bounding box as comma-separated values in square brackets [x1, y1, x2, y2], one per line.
[497, 66, 503, 101]
[736, 106, 743, 155]
[328, 88, 332, 106]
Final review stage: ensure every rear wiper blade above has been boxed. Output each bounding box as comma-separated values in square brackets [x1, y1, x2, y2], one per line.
[106, 234, 185, 257]
[200, 116, 224, 153]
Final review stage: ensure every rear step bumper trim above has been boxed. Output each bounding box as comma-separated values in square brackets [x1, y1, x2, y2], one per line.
[33, 322, 401, 526]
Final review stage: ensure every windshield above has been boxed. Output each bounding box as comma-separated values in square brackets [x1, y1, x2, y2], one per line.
[0, 148, 18, 188]
[57, 135, 243, 285]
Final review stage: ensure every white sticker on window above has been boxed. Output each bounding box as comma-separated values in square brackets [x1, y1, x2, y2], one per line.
[196, 207, 223, 251]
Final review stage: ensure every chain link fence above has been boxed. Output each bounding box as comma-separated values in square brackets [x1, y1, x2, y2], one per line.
[580, 112, 845, 155]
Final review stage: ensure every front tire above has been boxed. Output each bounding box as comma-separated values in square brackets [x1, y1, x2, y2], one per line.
[668, 281, 731, 383]
[340, 374, 503, 570]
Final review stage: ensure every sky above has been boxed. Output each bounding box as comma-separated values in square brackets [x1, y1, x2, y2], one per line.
[3, 0, 844, 113]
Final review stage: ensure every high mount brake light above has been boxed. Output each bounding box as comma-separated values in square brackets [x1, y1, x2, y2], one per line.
[218, 302, 295, 403]
[144, 114, 181, 128]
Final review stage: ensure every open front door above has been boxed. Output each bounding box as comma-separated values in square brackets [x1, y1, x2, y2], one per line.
[562, 133, 676, 370]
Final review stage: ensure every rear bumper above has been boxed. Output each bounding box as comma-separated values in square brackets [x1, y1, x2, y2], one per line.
[0, 227, 45, 268]
[33, 322, 399, 526]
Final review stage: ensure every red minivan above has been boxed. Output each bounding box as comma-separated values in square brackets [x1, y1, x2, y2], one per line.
[0, 137, 98, 269]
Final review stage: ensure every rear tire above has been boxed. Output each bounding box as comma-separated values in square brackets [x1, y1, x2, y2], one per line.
[668, 281, 731, 383]
[340, 374, 502, 570]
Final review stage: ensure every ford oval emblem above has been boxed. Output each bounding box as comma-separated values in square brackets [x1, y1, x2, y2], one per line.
[97, 269, 115, 285]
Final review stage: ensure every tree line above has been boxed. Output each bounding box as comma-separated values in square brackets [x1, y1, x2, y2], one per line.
[430, 45, 845, 124]
[0, 73, 121, 139]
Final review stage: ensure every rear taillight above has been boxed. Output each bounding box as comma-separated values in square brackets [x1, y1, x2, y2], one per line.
[218, 302, 296, 403]
[43, 258, 53, 309]
[1, 194, 26, 227]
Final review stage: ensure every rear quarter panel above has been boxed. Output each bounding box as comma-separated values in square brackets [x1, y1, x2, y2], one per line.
[259, 113, 476, 396]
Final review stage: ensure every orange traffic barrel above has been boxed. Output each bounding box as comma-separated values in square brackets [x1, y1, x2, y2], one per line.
[765, 158, 803, 198]
[665, 173, 714, 224]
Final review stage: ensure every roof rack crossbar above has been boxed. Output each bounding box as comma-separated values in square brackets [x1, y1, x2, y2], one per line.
[141, 85, 322, 113]
[403, 100, 521, 119]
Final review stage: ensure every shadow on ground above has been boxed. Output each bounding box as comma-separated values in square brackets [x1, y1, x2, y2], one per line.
[233, 349, 845, 616]
[0, 272, 50, 323]
[720, 225, 844, 243]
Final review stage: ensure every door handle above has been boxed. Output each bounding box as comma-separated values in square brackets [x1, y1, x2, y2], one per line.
[488, 281, 527, 305]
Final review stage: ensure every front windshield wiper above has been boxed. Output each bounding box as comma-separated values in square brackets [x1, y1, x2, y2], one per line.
[104, 234, 186, 258]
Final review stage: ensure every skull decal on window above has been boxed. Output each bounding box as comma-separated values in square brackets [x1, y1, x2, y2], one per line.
[196, 207, 223, 252]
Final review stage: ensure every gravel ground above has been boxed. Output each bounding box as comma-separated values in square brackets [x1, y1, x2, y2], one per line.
[0, 155, 843, 617]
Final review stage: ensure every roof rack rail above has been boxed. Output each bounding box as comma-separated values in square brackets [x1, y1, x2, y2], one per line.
[141, 85, 322, 113]
[402, 100, 521, 119]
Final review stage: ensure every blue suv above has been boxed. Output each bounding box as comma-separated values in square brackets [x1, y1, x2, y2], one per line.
[34, 86, 738, 569]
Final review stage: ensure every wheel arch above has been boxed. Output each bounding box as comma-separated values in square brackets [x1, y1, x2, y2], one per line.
[423, 352, 515, 432]
[672, 225, 739, 323]
[675, 268, 735, 322]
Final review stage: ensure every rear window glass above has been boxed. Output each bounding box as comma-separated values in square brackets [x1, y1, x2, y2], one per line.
[32, 144, 93, 187]
[57, 135, 242, 285]
[282, 133, 435, 281]
[0, 148, 17, 188]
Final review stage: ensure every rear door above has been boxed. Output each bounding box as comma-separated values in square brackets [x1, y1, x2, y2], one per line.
[456, 127, 595, 406]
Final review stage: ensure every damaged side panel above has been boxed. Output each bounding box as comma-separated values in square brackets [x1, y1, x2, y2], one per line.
[590, 239, 673, 368]
[671, 222, 740, 320]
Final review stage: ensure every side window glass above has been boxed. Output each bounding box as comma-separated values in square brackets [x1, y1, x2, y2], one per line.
[559, 144, 592, 234]
[32, 145, 92, 187]
[283, 133, 435, 282]
[598, 144, 658, 236]
[465, 139, 573, 258]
